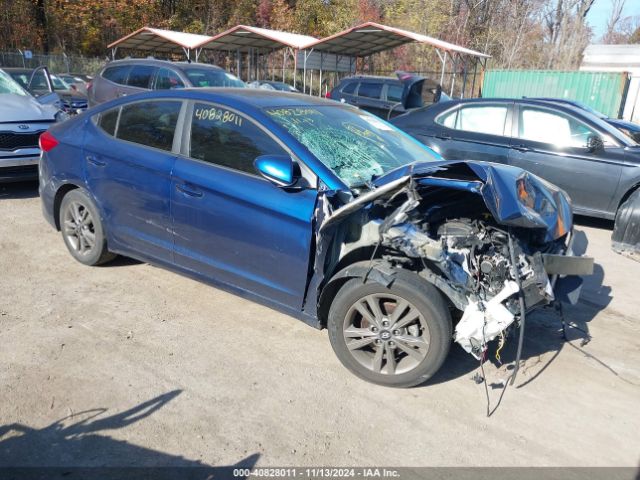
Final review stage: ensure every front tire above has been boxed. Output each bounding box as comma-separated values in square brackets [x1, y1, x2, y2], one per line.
[59, 189, 116, 266]
[328, 271, 452, 387]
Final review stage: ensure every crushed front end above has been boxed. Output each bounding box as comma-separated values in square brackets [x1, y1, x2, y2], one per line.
[312, 161, 593, 360]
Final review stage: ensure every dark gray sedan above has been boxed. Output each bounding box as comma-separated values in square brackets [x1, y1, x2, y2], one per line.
[391, 98, 640, 254]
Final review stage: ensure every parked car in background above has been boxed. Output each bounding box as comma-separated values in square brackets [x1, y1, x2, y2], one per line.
[529, 97, 640, 143]
[39, 89, 590, 386]
[391, 98, 640, 254]
[248, 80, 299, 92]
[58, 73, 90, 95]
[5, 67, 88, 114]
[328, 72, 449, 119]
[88, 59, 244, 106]
[0, 68, 64, 182]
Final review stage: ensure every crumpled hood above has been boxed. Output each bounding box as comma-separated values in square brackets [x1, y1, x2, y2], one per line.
[0, 93, 58, 122]
[364, 160, 573, 242]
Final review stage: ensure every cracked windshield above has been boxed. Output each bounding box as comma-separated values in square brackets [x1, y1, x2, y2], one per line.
[265, 106, 438, 187]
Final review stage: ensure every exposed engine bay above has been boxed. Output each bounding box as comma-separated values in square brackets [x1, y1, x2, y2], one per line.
[383, 216, 553, 358]
[306, 161, 593, 362]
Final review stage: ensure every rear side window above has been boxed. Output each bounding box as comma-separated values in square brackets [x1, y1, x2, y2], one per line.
[126, 65, 156, 89]
[117, 101, 181, 151]
[341, 82, 357, 94]
[358, 82, 383, 99]
[98, 108, 119, 136]
[155, 68, 184, 90]
[437, 105, 508, 136]
[102, 65, 130, 85]
[189, 102, 286, 174]
[386, 84, 403, 103]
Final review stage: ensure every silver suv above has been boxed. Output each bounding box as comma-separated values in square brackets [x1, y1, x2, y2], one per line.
[88, 59, 245, 106]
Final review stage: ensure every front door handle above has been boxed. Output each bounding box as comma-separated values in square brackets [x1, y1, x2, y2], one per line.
[86, 155, 106, 167]
[175, 183, 203, 198]
[511, 144, 531, 152]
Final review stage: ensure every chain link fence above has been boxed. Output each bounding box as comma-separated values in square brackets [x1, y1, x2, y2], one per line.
[0, 51, 107, 75]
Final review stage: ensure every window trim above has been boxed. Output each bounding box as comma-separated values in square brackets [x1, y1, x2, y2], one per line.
[384, 82, 404, 103]
[152, 66, 185, 90]
[180, 100, 317, 188]
[356, 81, 384, 100]
[125, 65, 158, 90]
[92, 99, 185, 154]
[435, 102, 513, 137]
[101, 64, 132, 86]
[514, 102, 621, 149]
[341, 81, 358, 95]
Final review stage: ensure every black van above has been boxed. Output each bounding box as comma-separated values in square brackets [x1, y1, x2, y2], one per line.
[327, 72, 448, 119]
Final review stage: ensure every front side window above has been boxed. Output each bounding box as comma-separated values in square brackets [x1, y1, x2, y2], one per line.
[386, 84, 403, 103]
[155, 68, 184, 90]
[126, 65, 156, 89]
[518, 107, 602, 148]
[437, 105, 508, 136]
[182, 68, 244, 88]
[358, 82, 383, 99]
[265, 105, 439, 187]
[102, 65, 131, 85]
[190, 102, 285, 174]
[116, 101, 181, 151]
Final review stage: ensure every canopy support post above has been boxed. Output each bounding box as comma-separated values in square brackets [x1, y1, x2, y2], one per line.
[292, 48, 298, 89]
[282, 49, 286, 82]
[438, 51, 447, 86]
[111, 47, 118, 60]
[461, 55, 468, 98]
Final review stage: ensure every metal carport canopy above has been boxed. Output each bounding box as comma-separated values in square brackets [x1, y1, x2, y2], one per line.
[303, 22, 489, 58]
[195, 25, 317, 52]
[107, 27, 213, 56]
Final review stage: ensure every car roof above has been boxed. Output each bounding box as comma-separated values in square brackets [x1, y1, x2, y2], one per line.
[2, 67, 34, 73]
[103, 59, 224, 71]
[100, 87, 342, 110]
[341, 75, 400, 82]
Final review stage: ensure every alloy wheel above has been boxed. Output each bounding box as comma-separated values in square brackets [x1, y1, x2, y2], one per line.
[62, 201, 96, 256]
[343, 293, 431, 375]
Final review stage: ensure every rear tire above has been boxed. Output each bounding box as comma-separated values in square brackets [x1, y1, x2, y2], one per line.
[328, 270, 452, 387]
[59, 189, 116, 266]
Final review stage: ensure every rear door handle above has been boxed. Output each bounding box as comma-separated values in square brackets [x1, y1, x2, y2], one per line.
[511, 144, 531, 152]
[175, 183, 203, 198]
[435, 133, 451, 140]
[86, 155, 106, 167]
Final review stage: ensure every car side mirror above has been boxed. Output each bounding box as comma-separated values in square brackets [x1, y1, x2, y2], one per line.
[254, 154, 301, 188]
[586, 134, 604, 153]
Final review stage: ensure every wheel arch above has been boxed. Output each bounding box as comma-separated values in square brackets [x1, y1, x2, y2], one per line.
[617, 181, 640, 212]
[53, 183, 81, 230]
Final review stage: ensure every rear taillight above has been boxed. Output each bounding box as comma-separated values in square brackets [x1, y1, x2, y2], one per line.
[325, 91, 332, 99]
[39, 131, 59, 152]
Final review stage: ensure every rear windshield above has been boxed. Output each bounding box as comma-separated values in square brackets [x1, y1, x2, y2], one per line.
[182, 68, 244, 88]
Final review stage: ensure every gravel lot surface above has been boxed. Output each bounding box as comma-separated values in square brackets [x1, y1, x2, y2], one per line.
[0, 181, 639, 468]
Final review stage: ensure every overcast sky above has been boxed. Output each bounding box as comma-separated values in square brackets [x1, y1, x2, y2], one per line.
[586, 0, 640, 39]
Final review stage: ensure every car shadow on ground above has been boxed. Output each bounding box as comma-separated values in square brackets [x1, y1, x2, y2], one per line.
[0, 389, 260, 477]
[0, 181, 39, 200]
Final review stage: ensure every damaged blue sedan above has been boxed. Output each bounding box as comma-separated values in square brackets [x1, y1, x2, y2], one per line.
[40, 89, 593, 387]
